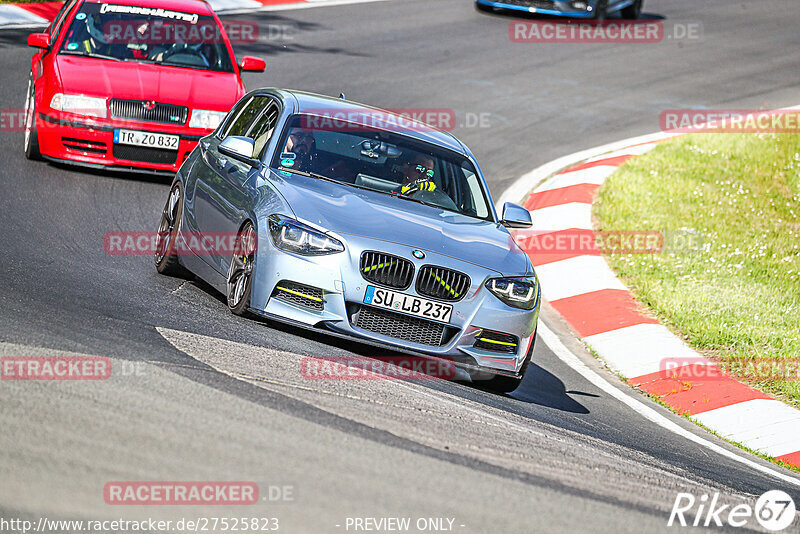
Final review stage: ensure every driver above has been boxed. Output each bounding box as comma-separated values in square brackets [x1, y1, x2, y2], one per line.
[284, 127, 317, 170]
[398, 153, 437, 195]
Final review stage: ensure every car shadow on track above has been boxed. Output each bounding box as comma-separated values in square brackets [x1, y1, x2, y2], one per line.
[170, 277, 600, 413]
[224, 13, 371, 58]
[510, 362, 597, 414]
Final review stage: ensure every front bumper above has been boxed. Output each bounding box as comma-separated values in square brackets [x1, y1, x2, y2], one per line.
[249, 226, 540, 378]
[36, 112, 209, 174]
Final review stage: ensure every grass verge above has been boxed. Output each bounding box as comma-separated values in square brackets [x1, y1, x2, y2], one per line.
[594, 132, 800, 406]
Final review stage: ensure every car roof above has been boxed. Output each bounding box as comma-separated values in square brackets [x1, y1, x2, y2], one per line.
[82, 0, 214, 16]
[268, 89, 469, 156]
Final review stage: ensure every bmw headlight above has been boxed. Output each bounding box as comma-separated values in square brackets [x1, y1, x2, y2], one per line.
[189, 109, 227, 130]
[268, 215, 344, 256]
[50, 93, 107, 118]
[485, 276, 539, 310]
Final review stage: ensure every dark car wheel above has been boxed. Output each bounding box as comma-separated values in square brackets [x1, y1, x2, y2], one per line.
[155, 183, 189, 277]
[227, 222, 256, 316]
[475, 1, 493, 13]
[483, 331, 537, 394]
[621, 0, 642, 19]
[24, 77, 41, 160]
[591, 0, 608, 19]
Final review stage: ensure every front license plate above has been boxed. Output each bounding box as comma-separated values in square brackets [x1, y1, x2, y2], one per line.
[114, 129, 179, 150]
[364, 286, 453, 323]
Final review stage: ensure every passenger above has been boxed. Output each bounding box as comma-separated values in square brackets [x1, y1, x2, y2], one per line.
[284, 128, 317, 171]
[284, 127, 355, 182]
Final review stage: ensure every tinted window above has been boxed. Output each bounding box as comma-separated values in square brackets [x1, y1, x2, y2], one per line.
[58, 2, 234, 72]
[217, 96, 252, 139]
[270, 114, 493, 221]
[51, 0, 79, 39]
[222, 96, 269, 139]
[247, 101, 280, 159]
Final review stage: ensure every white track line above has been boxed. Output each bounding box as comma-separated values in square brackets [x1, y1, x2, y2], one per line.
[528, 203, 593, 232]
[584, 324, 711, 379]
[539, 322, 800, 487]
[535, 256, 627, 302]
[0, 4, 49, 27]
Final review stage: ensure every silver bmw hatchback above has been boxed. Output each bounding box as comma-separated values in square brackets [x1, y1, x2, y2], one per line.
[155, 89, 540, 392]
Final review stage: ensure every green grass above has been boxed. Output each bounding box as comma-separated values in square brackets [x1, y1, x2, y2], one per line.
[594, 132, 800, 406]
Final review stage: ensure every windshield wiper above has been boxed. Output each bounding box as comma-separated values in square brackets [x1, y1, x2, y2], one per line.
[60, 50, 124, 62]
[390, 192, 444, 211]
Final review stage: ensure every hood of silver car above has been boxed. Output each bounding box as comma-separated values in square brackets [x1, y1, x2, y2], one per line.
[267, 170, 532, 276]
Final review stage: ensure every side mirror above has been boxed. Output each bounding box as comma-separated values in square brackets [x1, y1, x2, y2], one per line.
[239, 56, 266, 72]
[500, 202, 532, 229]
[219, 136, 260, 168]
[28, 33, 51, 49]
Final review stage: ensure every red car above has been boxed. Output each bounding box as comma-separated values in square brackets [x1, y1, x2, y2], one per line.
[24, 0, 265, 174]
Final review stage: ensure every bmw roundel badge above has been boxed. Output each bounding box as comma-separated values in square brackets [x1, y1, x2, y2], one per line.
[412, 250, 425, 260]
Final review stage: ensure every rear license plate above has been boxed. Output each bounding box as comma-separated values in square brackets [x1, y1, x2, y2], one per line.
[114, 129, 179, 150]
[364, 286, 453, 323]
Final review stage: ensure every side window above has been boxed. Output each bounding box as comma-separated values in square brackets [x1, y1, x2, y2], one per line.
[221, 96, 267, 139]
[217, 96, 253, 139]
[464, 169, 488, 219]
[247, 101, 280, 159]
[50, 0, 78, 40]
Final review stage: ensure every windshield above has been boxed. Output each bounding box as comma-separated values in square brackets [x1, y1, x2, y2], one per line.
[270, 115, 493, 221]
[58, 2, 234, 72]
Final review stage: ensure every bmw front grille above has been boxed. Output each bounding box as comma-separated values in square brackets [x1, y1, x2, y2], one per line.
[360, 251, 415, 290]
[415, 266, 470, 302]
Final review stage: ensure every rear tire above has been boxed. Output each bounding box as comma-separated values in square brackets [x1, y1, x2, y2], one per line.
[483, 331, 537, 394]
[475, 1, 493, 13]
[621, 0, 642, 19]
[155, 183, 190, 277]
[24, 77, 41, 161]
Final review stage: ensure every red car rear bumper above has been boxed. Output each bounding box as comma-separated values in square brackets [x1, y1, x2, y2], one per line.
[36, 111, 210, 174]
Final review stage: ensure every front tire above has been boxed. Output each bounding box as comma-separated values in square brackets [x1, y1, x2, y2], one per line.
[227, 222, 256, 316]
[483, 331, 536, 394]
[591, 0, 608, 19]
[621, 0, 642, 19]
[24, 77, 41, 160]
[155, 183, 189, 277]
[474, 1, 493, 13]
